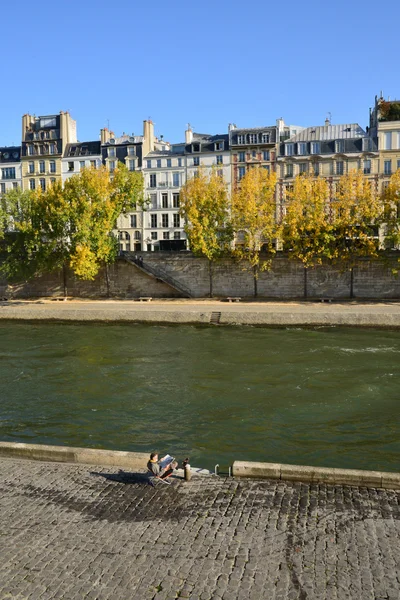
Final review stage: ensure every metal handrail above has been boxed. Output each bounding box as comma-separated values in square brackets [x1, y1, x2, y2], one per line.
[141, 260, 192, 297]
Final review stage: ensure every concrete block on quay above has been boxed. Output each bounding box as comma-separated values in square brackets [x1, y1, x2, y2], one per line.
[381, 472, 400, 489]
[0, 442, 148, 470]
[232, 461, 281, 479]
[332, 467, 383, 488]
[232, 460, 400, 489]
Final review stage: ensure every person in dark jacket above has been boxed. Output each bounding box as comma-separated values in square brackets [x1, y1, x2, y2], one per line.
[147, 452, 177, 479]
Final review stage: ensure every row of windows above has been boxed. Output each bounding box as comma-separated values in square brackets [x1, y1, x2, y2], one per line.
[68, 160, 98, 172]
[238, 165, 270, 180]
[1, 167, 16, 180]
[236, 133, 271, 145]
[237, 150, 270, 162]
[149, 173, 181, 188]
[148, 193, 180, 209]
[107, 159, 136, 172]
[26, 143, 58, 156]
[28, 160, 57, 174]
[384, 159, 400, 175]
[382, 131, 400, 150]
[280, 158, 400, 177]
[147, 158, 183, 168]
[29, 178, 56, 191]
[282, 160, 372, 177]
[0, 182, 18, 193]
[107, 147, 136, 157]
[149, 214, 181, 228]
[284, 138, 374, 157]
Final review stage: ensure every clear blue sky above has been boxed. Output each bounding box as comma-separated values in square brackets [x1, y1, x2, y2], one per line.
[2, 0, 399, 146]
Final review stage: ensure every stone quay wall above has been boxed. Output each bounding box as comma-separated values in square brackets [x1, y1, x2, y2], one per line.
[1, 253, 400, 299]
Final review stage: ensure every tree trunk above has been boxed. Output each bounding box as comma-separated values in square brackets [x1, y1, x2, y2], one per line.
[62, 263, 67, 298]
[304, 266, 308, 299]
[209, 260, 213, 298]
[253, 264, 258, 298]
[105, 263, 111, 298]
[350, 266, 354, 299]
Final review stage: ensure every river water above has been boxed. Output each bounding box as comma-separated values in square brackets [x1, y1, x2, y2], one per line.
[0, 322, 399, 472]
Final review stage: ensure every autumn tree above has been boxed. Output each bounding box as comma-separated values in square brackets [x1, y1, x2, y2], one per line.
[381, 169, 400, 252]
[232, 167, 278, 296]
[1, 165, 144, 295]
[331, 170, 383, 266]
[282, 173, 332, 266]
[180, 168, 233, 296]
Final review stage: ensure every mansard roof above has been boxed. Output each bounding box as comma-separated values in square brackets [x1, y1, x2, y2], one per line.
[0, 146, 21, 162]
[288, 124, 365, 142]
[64, 141, 101, 158]
[186, 133, 229, 153]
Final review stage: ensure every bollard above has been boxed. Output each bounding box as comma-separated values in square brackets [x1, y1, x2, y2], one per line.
[184, 463, 191, 482]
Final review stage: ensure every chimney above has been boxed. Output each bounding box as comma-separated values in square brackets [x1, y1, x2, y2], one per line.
[185, 124, 193, 144]
[22, 113, 33, 141]
[228, 123, 237, 132]
[325, 117, 330, 126]
[100, 128, 111, 144]
[142, 120, 155, 156]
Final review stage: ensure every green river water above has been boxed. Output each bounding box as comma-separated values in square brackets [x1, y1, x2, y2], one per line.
[0, 322, 399, 472]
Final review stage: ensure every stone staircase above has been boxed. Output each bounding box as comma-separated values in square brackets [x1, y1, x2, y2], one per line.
[122, 254, 192, 298]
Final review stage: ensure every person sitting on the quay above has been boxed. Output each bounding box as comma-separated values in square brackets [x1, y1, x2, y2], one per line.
[147, 452, 178, 480]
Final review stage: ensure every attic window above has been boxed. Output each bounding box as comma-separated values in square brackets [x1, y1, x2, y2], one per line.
[192, 143, 200, 152]
[345, 127, 351, 132]
[215, 141, 223, 151]
[69, 146, 76, 155]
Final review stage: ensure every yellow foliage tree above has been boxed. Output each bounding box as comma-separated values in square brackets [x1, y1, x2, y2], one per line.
[2, 165, 144, 295]
[331, 170, 383, 265]
[381, 169, 400, 251]
[180, 168, 233, 296]
[282, 174, 332, 267]
[232, 167, 278, 296]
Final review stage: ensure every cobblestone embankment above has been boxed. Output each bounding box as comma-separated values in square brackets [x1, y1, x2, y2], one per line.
[1, 299, 400, 327]
[0, 457, 399, 599]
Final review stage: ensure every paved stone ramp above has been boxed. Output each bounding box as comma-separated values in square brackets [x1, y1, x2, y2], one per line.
[0, 458, 399, 599]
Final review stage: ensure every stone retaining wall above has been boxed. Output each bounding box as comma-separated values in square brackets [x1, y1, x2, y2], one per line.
[1, 253, 400, 299]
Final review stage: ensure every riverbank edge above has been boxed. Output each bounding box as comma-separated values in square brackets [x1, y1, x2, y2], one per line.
[2, 303, 400, 327]
[1, 442, 399, 489]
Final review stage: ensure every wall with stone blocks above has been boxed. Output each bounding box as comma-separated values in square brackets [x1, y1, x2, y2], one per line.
[1, 253, 400, 299]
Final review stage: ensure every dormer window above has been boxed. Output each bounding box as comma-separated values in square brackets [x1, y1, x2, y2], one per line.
[248, 134, 257, 144]
[262, 133, 270, 143]
[192, 143, 200, 152]
[310, 142, 320, 154]
[237, 135, 245, 144]
[335, 140, 344, 154]
[298, 143, 307, 155]
[362, 138, 372, 152]
[215, 141, 223, 151]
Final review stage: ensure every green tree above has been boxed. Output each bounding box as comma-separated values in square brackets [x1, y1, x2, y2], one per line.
[2, 165, 144, 295]
[180, 168, 233, 296]
[232, 167, 278, 296]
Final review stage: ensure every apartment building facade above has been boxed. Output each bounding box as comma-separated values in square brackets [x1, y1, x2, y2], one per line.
[61, 141, 102, 183]
[369, 95, 400, 190]
[21, 112, 77, 192]
[276, 120, 379, 218]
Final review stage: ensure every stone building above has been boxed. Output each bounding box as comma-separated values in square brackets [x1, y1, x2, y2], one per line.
[0, 146, 21, 196]
[21, 112, 77, 191]
[276, 119, 379, 218]
[369, 95, 400, 190]
[61, 141, 102, 183]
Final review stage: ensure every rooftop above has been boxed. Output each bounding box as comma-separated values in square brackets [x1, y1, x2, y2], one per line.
[288, 123, 365, 142]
